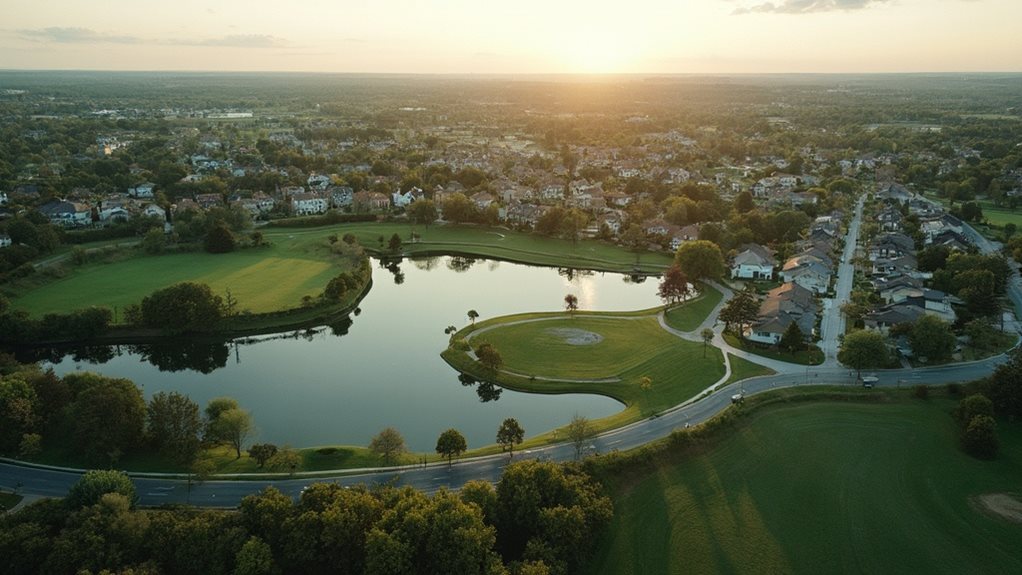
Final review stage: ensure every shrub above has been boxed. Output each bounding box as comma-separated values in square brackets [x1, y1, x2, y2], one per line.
[204, 223, 237, 253]
[961, 415, 999, 459]
[913, 385, 929, 399]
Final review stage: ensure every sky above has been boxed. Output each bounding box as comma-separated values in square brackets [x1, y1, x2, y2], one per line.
[0, 0, 1019, 74]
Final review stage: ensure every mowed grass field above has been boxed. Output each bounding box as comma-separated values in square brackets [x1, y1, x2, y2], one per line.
[663, 283, 723, 332]
[9, 232, 342, 318]
[591, 400, 1022, 575]
[274, 221, 675, 272]
[472, 316, 681, 380]
[448, 308, 726, 427]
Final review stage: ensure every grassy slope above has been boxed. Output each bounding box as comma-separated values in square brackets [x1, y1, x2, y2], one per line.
[0, 492, 23, 511]
[591, 399, 1022, 575]
[662, 283, 723, 332]
[724, 354, 775, 385]
[274, 222, 674, 273]
[445, 303, 726, 436]
[724, 332, 824, 366]
[8, 235, 342, 318]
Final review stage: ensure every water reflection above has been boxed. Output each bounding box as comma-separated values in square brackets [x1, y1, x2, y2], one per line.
[447, 256, 477, 272]
[458, 373, 503, 403]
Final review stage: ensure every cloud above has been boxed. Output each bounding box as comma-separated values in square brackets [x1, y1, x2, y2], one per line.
[732, 0, 890, 14]
[20, 27, 142, 44]
[18, 27, 287, 48]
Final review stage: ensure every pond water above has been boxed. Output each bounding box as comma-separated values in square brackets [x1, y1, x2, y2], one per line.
[38, 256, 661, 451]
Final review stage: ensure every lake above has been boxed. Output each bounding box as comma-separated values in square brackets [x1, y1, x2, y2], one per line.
[41, 256, 662, 451]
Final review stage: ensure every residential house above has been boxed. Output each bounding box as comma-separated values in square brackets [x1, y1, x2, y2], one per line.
[195, 194, 223, 210]
[470, 191, 496, 210]
[291, 192, 329, 215]
[128, 182, 155, 199]
[329, 186, 354, 209]
[670, 224, 701, 251]
[307, 174, 331, 190]
[877, 208, 903, 232]
[868, 233, 915, 261]
[864, 303, 928, 333]
[353, 191, 390, 212]
[392, 187, 422, 208]
[172, 199, 201, 215]
[38, 200, 92, 228]
[746, 282, 818, 345]
[731, 244, 776, 280]
[0, 192, 8, 206]
[0, 233, 11, 248]
[142, 204, 166, 221]
[781, 261, 832, 294]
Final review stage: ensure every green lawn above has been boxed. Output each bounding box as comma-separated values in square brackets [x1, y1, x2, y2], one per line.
[271, 221, 674, 273]
[472, 316, 681, 380]
[724, 333, 824, 366]
[7, 236, 345, 319]
[591, 399, 1022, 575]
[725, 354, 775, 385]
[444, 309, 726, 433]
[663, 283, 723, 332]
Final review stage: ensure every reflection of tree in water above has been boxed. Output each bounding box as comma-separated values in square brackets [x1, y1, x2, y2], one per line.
[623, 273, 648, 284]
[487, 260, 501, 271]
[458, 373, 502, 402]
[328, 315, 354, 337]
[128, 340, 231, 374]
[558, 267, 594, 282]
[411, 256, 441, 271]
[447, 256, 477, 273]
[14, 345, 123, 366]
[378, 257, 405, 284]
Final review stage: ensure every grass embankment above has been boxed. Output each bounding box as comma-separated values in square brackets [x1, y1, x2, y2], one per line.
[662, 283, 723, 332]
[272, 222, 674, 273]
[7, 233, 350, 319]
[724, 354, 775, 385]
[724, 332, 824, 366]
[589, 391, 1022, 575]
[443, 300, 726, 441]
[0, 491, 23, 511]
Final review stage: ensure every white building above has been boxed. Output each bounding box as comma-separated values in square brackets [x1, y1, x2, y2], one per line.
[0, 233, 11, 248]
[128, 183, 155, 198]
[291, 193, 328, 215]
[731, 245, 776, 280]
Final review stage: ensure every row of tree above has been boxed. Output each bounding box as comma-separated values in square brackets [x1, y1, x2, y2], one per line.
[1, 459, 613, 575]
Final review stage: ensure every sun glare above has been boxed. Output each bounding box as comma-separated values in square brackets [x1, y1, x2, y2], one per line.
[551, 30, 642, 74]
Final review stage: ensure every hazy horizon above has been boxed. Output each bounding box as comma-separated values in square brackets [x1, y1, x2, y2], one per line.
[2, 0, 1020, 75]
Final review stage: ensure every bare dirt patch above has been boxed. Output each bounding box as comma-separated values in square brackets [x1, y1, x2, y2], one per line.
[974, 493, 1022, 524]
[546, 327, 604, 346]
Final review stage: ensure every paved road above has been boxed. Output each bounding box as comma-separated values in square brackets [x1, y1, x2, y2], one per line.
[2, 350, 1010, 508]
[819, 196, 865, 366]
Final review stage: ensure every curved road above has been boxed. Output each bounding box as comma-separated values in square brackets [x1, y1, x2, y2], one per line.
[1, 351, 1010, 509]
[3, 193, 1019, 509]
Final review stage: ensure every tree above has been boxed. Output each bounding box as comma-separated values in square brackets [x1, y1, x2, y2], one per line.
[638, 376, 653, 395]
[19, 432, 42, 458]
[141, 227, 166, 254]
[70, 375, 146, 462]
[779, 321, 804, 354]
[838, 330, 889, 379]
[205, 396, 239, 422]
[475, 342, 503, 373]
[67, 469, 137, 509]
[560, 208, 589, 245]
[436, 428, 467, 466]
[675, 240, 725, 281]
[467, 309, 479, 325]
[248, 443, 278, 468]
[909, 315, 955, 362]
[266, 446, 302, 475]
[962, 415, 999, 459]
[388, 233, 402, 252]
[657, 264, 690, 305]
[442, 192, 477, 224]
[204, 223, 237, 254]
[369, 427, 407, 464]
[620, 224, 647, 259]
[146, 391, 202, 464]
[700, 328, 714, 358]
[955, 394, 995, 428]
[986, 348, 1022, 419]
[564, 293, 579, 316]
[496, 418, 525, 457]
[565, 414, 593, 460]
[234, 536, 278, 575]
[407, 199, 438, 226]
[718, 289, 759, 337]
[208, 408, 254, 459]
[140, 282, 223, 334]
[250, 230, 265, 247]
[734, 190, 755, 213]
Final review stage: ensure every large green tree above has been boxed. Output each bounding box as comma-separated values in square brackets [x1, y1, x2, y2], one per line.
[435, 428, 467, 466]
[66, 469, 137, 509]
[908, 315, 956, 362]
[69, 374, 146, 462]
[675, 240, 725, 281]
[140, 282, 223, 334]
[208, 407, 254, 459]
[369, 427, 407, 465]
[838, 330, 889, 379]
[496, 418, 525, 457]
[146, 391, 202, 464]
